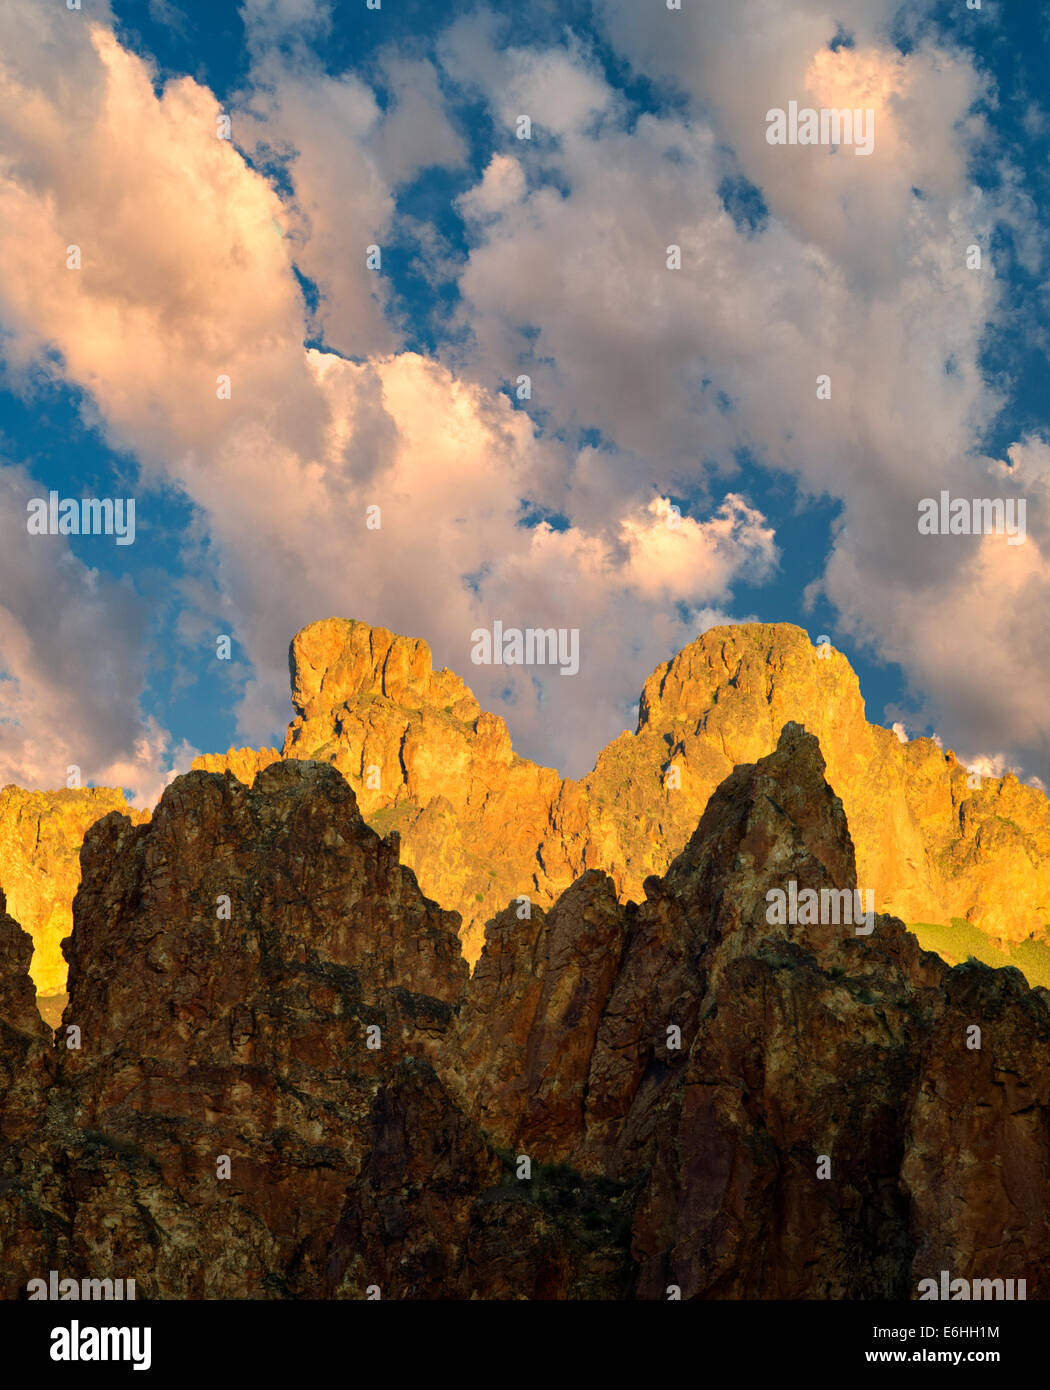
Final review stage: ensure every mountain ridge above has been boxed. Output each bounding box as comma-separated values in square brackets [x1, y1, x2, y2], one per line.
[3, 617, 1050, 1005]
[2, 723, 1046, 1297]
[201, 617, 1050, 967]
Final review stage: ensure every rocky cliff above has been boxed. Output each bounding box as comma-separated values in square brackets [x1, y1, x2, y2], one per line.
[0, 729, 1046, 1299]
[203, 618, 1050, 966]
[10, 618, 1050, 1011]
[0, 786, 149, 1011]
[0, 760, 467, 1298]
[439, 724, 1050, 1297]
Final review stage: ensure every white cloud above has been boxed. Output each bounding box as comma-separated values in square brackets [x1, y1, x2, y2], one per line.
[3, 0, 1048, 796]
[0, 461, 193, 802]
[0, 14, 771, 781]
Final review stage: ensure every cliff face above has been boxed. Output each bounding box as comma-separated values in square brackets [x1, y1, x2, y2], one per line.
[0, 786, 150, 1003]
[12, 618, 1050, 1009]
[0, 760, 466, 1299]
[440, 724, 1050, 1297]
[272, 619, 566, 965]
[1, 731, 1047, 1299]
[0, 890, 55, 1287]
[209, 618, 1050, 965]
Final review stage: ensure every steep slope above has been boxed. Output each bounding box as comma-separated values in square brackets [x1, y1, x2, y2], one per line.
[203, 618, 1050, 966]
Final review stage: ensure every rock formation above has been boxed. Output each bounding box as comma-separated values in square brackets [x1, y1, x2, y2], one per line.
[0, 889, 55, 1288]
[0, 728, 1046, 1299]
[439, 723, 1050, 1297]
[0, 786, 149, 1015]
[203, 618, 1050, 967]
[11, 617, 1050, 1008]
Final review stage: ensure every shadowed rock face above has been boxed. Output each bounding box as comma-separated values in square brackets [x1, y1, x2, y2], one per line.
[440, 723, 1050, 1298]
[0, 762, 467, 1299]
[0, 890, 55, 1290]
[0, 730, 1047, 1300]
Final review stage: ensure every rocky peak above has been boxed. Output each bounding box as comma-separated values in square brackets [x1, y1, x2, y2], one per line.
[440, 723, 1049, 1297]
[13, 617, 1050, 1005]
[270, 617, 1050, 970]
[638, 623, 866, 746]
[289, 617, 481, 721]
[1, 731, 1047, 1300]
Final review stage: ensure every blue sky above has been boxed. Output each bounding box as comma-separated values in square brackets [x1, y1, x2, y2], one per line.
[1, 0, 1048, 801]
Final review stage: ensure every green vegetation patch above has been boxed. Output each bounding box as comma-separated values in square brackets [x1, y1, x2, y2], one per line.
[909, 919, 1050, 991]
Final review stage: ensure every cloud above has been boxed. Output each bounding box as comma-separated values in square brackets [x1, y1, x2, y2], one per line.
[0, 13, 771, 782]
[3, 0, 1047, 796]
[618, 495, 777, 601]
[0, 462, 196, 802]
[439, 3, 1050, 781]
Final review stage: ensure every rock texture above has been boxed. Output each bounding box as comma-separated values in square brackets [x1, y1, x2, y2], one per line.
[191, 746, 282, 784]
[0, 786, 149, 1000]
[439, 724, 1050, 1297]
[0, 761, 467, 1298]
[15, 620, 1050, 1007]
[209, 618, 1050, 965]
[0, 889, 55, 1287]
[1, 731, 1047, 1299]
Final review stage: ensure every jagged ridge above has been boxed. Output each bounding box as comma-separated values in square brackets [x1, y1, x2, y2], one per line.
[0, 726, 1046, 1298]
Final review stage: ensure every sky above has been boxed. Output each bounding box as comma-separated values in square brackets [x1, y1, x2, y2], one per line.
[1, 0, 1049, 805]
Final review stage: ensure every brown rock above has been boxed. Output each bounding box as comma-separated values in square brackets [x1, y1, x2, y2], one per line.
[0, 890, 58, 1298]
[442, 724, 1050, 1298]
[2, 723, 1048, 1301]
[19, 620, 1050, 990]
[50, 760, 467, 1297]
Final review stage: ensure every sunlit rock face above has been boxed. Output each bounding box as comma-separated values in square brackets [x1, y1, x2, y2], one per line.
[206, 618, 1050, 968]
[0, 785, 150, 1000]
[10, 618, 1050, 1019]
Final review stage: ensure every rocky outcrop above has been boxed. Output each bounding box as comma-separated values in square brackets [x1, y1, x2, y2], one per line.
[0, 786, 149, 1002]
[433, 724, 1050, 1298]
[251, 619, 1050, 965]
[1, 732, 1046, 1299]
[277, 619, 565, 964]
[0, 890, 56, 1294]
[0, 761, 470, 1298]
[16, 620, 1050, 1001]
[0, 889, 52, 1136]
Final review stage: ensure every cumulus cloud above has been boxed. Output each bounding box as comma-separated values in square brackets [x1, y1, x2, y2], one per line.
[0, 462, 196, 803]
[0, 8, 770, 782]
[3, 0, 1047, 795]
[441, 2, 1050, 781]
